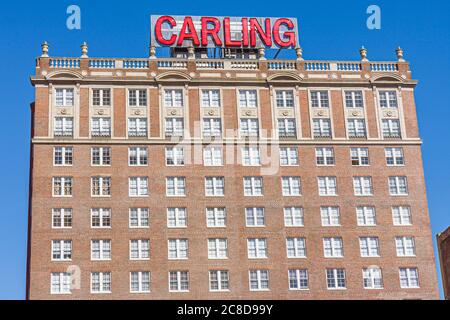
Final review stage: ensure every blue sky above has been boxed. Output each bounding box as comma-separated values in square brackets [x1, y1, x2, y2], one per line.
[0, 0, 448, 300]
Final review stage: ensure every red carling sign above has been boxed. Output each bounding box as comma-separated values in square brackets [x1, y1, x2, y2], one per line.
[151, 15, 299, 49]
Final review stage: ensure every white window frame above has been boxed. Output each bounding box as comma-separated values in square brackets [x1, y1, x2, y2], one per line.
[359, 237, 380, 257]
[243, 176, 264, 196]
[281, 176, 301, 196]
[378, 90, 398, 108]
[323, 237, 344, 258]
[275, 89, 295, 108]
[129, 208, 150, 229]
[130, 271, 151, 293]
[238, 89, 258, 108]
[90, 117, 111, 137]
[205, 177, 225, 197]
[129, 177, 149, 197]
[168, 239, 189, 260]
[385, 147, 405, 166]
[128, 89, 147, 107]
[247, 238, 268, 259]
[203, 146, 223, 166]
[50, 272, 72, 295]
[313, 118, 332, 138]
[288, 269, 309, 290]
[399, 268, 420, 288]
[315, 147, 335, 166]
[53, 117, 74, 137]
[389, 176, 408, 196]
[317, 176, 337, 196]
[167, 208, 188, 228]
[245, 207, 265, 227]
[239, 118, 259, 137]
[279, 147, 299, 166]
[320, 206, 340, 226]
[310, 90, 329, 108]
[395, 236, 416, 257]
[201, 89, 221, 108]
[51, 240, 72, 261]
[52, 177, 73, 197]
[202, 117, 222, 138]
[392, 206, 412, 226]
[128, 147, 148, 166]
[326, 268, 346, 290]
[90, 272, 112, 294]
[91, 147, 111, 166]
[91, 208, 111, 228]
[286, 237, 307, 258]
[363, 268, 383, 289]
[129, 239, 150, 260]
[241, 147, 261, 166]
[164, 89, 184, 107]
[206, 207, 226, 228]
[52, 208, 73, 229]
[53, 147, 73, 166]
[208, 238, 228, 259]
[209, 270, 230, 292]
[169, 271, 189, 292]
[165, 147, 185, 166]
[344, 90, 364, 108]
[284, 207, 304, 227]
[91, 239, 112, 261]
[249, 270, 269, 291]
[351, 147, 370, 166]
[356, 206, 377, 226]
[91, 176, 111, 197]
[353, 176, 373, 196]
[166, 177, 186, 197]
[55, 88, 74, 107]
[128, 118, 148, 137]
[92, 88, 111, 107]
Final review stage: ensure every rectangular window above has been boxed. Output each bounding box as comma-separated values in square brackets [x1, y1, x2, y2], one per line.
[316, 147, 335, 165]
[243, 176, 263, 196]
[52, 177, 73, 197]
[201, 89, 221, 107]
[91, 208, 111, 228]
[91, 147, 111, 166]
[395, 236, 416, 257]
[249, 270, 269, 291]
[323, 237, 344, 258]
[208, 238, 228, 259]
[202, 118, 222, 137]
[284, 207, 304, 227]
[313, 119, 332, 138]
[382, 119, 401, 138]
[130, 271, 151, 293]
[239, 90, 258, 107]
[166, 147, 185, 166]
[310, 91, 329, 108]
[317, 176, 337, 196]
[166, 177, 186, 197]
[351, 148, 369, 166]
[128, 118, 148, 137]
[92, 89, 111, 107]
[245, 207, 265, 227]
[356, 206, 377, 226]
[129, 89, 147, 107]
[205, 177, 225, 196]
[91, 240, 111, 261]
[129, 147, 148, 166]
[203, 146, 223, 166]
[276, 90, 295, 107]
[392, 206, 412, 226]
[167, 208, 187, 228]
[54, 117, 73, 137]
[51, 240, 72, 261]
[209, 270, 229, 291]
[206, 208, 226, 228]
[55, 88, 74, 107]
[240, 118, 259, 137]
[129, 208, 149, 228]
[164, 89, 183, 107]
[288, 269, 308, 290]
[129, 177, 149, 197]
[389, 176, 408, 195]
[52, 208, 73, 229]
[91, 176, 111, 197]
[326, 269, 346, 289]
[379, 91, 398, 108]
[91, 117, 111, 137]
[279, 147, 299, 166]
[347, 119, 367, 138]
[286, 238, 307, 258]
[320, 207, 340, 226]
[345, 90, 364, 108]
[247, 238, 268, 259]
[363, 268, 383, 289]
[385, 147, 404, 166]
[242, 147, 261, 166]
[169, 271, 189, 292]
[277, 118, 297, 138]
[165, 117, 184, 137]
[54, 147, 73, 166]
[51, 272, 72, 294]
[399, 268, 419, 288]
[359, 237, 380, 257]
[168, 239, 188, 260]
[353, 176, 373, 196]
[130, 239, 150, 260]
[91, 272, 111, 293]
[282, 176, 301, 196]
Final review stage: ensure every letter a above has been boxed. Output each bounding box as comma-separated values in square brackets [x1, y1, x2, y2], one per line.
[66, 5, 81, 30]
[366, 5, 381, 30]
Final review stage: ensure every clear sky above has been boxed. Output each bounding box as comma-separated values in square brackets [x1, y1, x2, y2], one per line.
[0, 0, 448, 300]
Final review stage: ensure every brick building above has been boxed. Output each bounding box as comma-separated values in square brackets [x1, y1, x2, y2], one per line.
[438, 227, 450, 299]
[27, 36, 439, 299]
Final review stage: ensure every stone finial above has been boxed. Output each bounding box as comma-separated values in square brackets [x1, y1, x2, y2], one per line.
[149, 45, 157, 59]
[258, 47, 266, 60]
[41, 41, 49, 57]
[187, 46, 195, 60]
[295, 47, 303, 61]
[80, 42, 88, 58]
[396, 47, 405, 62]
[359, 46, 368, 62]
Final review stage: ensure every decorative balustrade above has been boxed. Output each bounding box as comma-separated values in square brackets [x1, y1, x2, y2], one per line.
[370, 63, 398, 72]
[305, 62, 331, 71]
[157, 60, 188, 69]
[337, 62, 361, 71]
[89, 59, 116, 69]
[196, 60, 224, 69]
[230, 61, 259, 70]
[268, 61, 296, 70]
[123, 59, 149, 69]
[49, 58, 80, 68]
